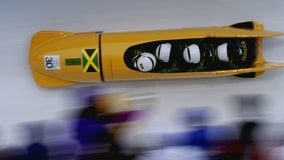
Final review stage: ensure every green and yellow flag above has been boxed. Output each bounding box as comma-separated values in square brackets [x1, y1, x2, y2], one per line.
[82, 49, 100, 72]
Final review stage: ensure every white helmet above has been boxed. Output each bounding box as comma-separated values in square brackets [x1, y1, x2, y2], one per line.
[155, 43, 171, 63]
[133, 52, 157, 72]
[183, 44, 201, 64]
[216, 43, 230, 62]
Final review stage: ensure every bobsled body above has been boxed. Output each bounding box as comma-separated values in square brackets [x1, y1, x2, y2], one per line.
[29, 21, 284, 88]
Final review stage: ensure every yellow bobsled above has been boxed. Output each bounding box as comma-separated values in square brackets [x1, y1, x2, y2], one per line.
[29, 21, 284, 88]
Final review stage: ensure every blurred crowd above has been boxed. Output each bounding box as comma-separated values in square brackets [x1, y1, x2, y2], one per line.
[0, 89, 284, 160]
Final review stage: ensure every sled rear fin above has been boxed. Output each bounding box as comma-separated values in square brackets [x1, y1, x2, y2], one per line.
[241, 62, 284, 73]
[215, 62, 284, 78]
[230, 21, 264, 31]
[31, 70, 75, 88]
[230, 21, 256, 29]
[258, 62, 284, 69]
[30, 31, 73, 52]
[235, 62, 284, 78]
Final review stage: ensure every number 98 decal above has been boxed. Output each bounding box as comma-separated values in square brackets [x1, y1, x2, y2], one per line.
[44, 55, 60, 70]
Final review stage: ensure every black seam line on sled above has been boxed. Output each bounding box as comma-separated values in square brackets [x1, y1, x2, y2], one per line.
[98, 33, 104, 82]
[149, 57, 155, 67]
[187, 47, 191, 60]
[157, 45, 161, 58]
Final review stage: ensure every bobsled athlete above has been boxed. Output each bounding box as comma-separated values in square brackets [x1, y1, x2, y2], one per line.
[132, 52, 157, 72]
[213, 38, 257, 70]
[155, 42, 182, 73]
[182, 39, 214, 72]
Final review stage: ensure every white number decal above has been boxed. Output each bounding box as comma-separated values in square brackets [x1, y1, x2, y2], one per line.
[44, 55, 60, 70]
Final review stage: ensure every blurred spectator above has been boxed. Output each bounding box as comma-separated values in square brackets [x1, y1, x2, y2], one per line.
[24, 122, 48, 160]
[182, 107, 214, 150]
[44, 121, 79, 160]
[207, 125, 237, 160]
[27, 143, 48, 160]
[74, 93, 132, 160]
[74, 94, 113, 159]
[223, 94, 266, 160]
[134, 106, 215, 160]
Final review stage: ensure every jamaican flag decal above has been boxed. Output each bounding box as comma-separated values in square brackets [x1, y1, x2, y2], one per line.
[82, 49, 100, 72]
